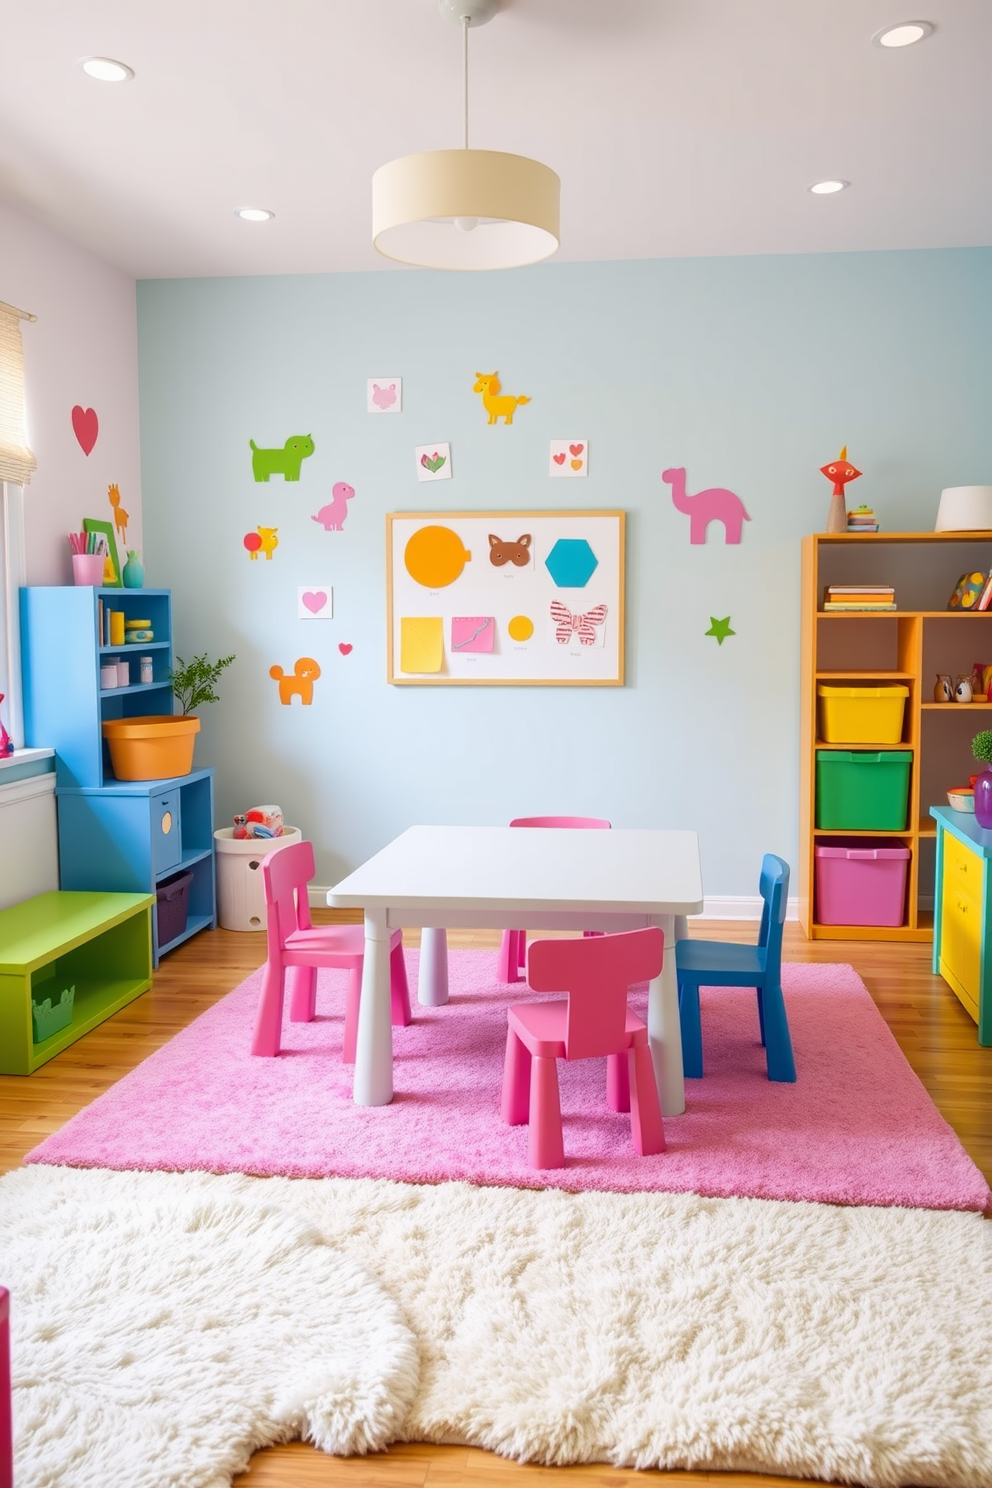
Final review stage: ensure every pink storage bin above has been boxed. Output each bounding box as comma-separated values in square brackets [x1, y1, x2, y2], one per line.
[815, 839, 910, 926]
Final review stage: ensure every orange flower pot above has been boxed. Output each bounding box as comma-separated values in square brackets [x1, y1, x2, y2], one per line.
[101, 715, 200, 781]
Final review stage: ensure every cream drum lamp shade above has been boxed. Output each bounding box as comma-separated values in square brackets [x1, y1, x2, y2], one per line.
[372, 150, 560, 271]
[934, 486, 992, 532]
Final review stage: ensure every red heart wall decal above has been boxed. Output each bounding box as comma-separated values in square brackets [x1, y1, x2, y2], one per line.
[72, 406, 99, 456]
[569, 443, 584, 457]
[338, 643, 353, 655]
[552, 451, 567, 465]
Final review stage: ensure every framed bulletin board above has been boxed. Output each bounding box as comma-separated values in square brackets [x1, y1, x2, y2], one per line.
[387, 510, 625, 686]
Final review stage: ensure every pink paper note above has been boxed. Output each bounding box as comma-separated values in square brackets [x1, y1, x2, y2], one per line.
[451, 616, 495, 653]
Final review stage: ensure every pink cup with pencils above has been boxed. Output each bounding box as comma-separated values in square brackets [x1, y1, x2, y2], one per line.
[69, 531, 106, 585]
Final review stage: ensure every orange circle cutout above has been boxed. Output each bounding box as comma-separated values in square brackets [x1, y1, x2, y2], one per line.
[404, 526, 472, 589]
[508, 615, 534, 642]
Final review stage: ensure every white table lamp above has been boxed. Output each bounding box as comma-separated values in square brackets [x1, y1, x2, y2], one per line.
[935, 486, 992, 532]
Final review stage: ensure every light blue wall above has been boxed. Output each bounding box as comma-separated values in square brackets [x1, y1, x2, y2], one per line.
[138, 249, 992, 892]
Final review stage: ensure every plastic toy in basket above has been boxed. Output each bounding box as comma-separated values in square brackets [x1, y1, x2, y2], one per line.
[232, 804, 284, 840]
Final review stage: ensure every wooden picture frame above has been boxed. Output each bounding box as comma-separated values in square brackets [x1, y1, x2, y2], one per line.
[387, 510, 625, 686]
[82, 517, 122, 587]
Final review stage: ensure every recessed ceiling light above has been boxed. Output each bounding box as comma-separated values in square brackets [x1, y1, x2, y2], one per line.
[872, 20, 934, 47]
[79, 56, 134, 82]
[235, 208, 275, 223]
[808, 179, 850, 195]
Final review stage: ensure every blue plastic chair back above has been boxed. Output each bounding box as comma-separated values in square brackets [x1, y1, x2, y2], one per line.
[758, 853, 789, 977]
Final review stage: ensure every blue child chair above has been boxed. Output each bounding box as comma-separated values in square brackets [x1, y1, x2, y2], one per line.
[674, 854, 796, 1082]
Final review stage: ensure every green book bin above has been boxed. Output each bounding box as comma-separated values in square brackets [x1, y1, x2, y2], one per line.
[815, 750, 913, 830]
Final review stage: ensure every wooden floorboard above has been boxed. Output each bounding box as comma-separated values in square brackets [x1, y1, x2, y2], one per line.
[2, 915, 989, 1486]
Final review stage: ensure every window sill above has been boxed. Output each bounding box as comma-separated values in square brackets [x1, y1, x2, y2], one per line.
[0, 746, 55, 772]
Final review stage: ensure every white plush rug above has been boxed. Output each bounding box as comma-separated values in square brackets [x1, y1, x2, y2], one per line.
[0, 1174, 418, 1488]
[3, 1165, 991, 1488]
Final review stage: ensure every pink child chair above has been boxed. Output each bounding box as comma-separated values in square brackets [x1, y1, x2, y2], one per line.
[496, 816, 611, 983]
[501, 926, 666, 1169]
[250, 839, 411, 1060]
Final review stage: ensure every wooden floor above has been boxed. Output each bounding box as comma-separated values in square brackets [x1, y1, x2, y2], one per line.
[2, 915, 990, 1487]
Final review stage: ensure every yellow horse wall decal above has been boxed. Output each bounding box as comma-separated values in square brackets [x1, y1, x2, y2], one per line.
[473, 372, 531, 425]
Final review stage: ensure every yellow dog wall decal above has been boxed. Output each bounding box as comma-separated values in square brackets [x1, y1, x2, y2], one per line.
[472, 372, 531, 426]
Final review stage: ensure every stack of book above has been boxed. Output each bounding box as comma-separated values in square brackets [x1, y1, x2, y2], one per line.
[846, 504, 879, 532]
[823, 584, 896, 611]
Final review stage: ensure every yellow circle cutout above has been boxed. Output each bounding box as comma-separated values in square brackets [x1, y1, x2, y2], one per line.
[404, 526, 472, 589]
[508, 615, 534, 642]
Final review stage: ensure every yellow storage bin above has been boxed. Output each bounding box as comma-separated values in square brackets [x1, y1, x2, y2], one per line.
[102, 715, 200, 781]
[817, 683, 909, 744]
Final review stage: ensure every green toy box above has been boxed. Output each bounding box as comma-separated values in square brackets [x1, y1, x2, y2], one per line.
[815, 750, 913, 830]
[31, 984, 75, 1043]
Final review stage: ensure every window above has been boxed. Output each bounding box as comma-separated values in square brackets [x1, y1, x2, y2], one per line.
[0, 299, 36, 748]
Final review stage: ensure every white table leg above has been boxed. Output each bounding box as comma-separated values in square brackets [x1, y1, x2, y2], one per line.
[417, 926, 449, 1006]
[353, 907, 393, 1106]
[647, 912, 686, 1117]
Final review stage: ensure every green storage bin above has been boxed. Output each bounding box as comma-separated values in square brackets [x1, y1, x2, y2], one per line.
[815, 750, 912, 830]
[31, 984, 75, 1043]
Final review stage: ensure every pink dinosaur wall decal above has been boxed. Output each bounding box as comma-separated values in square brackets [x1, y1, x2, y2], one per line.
[662, 466, 751, 545]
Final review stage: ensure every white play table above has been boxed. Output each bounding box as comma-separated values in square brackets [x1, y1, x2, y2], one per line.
[326, 825, 704, 1115]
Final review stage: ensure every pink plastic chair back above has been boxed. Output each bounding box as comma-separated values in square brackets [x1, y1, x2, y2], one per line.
[525, 927, 664, 1062]
[509, 816, 611, 829]
[261, 839, 315, 949]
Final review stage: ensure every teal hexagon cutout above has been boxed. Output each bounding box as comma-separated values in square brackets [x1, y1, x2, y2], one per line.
[544, 538, 599, 588]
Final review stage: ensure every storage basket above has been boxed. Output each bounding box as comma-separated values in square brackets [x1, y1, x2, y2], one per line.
[817, 684, 909, 744]
[31, 984, 75, 1043]
[156, 868, 193, 947]
[102, 715, 200, 781]
[815, 840, 911, 926]
[815, 750, 912, 830]
[213, 828, 302, 930]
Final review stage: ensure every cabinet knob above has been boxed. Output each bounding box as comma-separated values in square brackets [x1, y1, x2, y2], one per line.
[161, 810, 173, 836]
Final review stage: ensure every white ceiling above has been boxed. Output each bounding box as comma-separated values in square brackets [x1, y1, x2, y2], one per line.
[0, 0, 989, 280]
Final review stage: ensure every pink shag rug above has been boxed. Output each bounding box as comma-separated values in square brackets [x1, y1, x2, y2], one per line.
[27, 951, 990, 1211]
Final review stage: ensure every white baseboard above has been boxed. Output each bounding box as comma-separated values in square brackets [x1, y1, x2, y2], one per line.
[310, 887, 799, 922]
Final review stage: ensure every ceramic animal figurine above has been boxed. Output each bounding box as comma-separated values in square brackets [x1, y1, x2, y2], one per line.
[244, 526, 279, 560]
[249, 434, 315, 482]
[472, 372, 531, 425]
[934, 674, 954, 703]
[820, 447, 862, 534]
[955, 674, 974, 703]
[488, 534, 532, 567]
[662, 467, 751, 545]
[269, 657, 321, 705]
[371, 382, 397, 410]
[107, 483, 128, 543]
[311, 482, 355, 532]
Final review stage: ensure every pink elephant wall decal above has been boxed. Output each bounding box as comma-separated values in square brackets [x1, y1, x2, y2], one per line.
[663, 466, 751, 544]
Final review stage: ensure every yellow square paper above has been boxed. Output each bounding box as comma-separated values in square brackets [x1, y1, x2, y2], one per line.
[400, 616, 444, 674]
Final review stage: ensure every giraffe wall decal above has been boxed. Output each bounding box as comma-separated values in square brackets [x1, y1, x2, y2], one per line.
[663, 466, 751, 544]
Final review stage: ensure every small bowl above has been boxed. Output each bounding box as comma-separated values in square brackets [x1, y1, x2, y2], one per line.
[948, 788, 975, 812]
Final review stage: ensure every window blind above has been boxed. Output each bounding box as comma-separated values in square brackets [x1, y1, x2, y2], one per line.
[0, 301, 37, 486]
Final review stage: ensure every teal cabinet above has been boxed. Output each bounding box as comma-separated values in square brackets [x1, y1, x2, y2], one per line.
[930, 806, 992, 1045]
[20, 586, 217, 966]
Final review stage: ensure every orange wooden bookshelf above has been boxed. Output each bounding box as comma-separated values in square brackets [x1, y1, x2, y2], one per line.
[800, 532, 992, 941]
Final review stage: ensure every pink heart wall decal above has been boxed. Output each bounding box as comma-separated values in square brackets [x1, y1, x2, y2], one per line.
[338, 643, 353, 655]
[302, 590, 327, 614]
[72, 406, 99, 456]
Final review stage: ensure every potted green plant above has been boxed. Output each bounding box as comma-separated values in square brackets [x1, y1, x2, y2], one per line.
[102, 652, 235, 782]
[972, 729, 992, 828]
[168, 652, 236, 716]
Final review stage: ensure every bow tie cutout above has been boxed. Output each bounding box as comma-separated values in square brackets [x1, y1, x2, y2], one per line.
[550, 600, 608, 645]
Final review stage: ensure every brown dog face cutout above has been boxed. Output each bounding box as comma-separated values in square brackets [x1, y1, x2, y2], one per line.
[488, 534, 532, 568]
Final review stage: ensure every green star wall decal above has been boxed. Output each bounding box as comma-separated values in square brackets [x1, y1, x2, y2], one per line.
[705, 615, 735, 645]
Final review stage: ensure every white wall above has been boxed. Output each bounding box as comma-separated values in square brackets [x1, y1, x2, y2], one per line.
[0, 199, 141, 585]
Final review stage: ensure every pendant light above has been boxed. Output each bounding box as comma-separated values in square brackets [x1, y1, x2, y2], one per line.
[372, 0, 560, 271]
